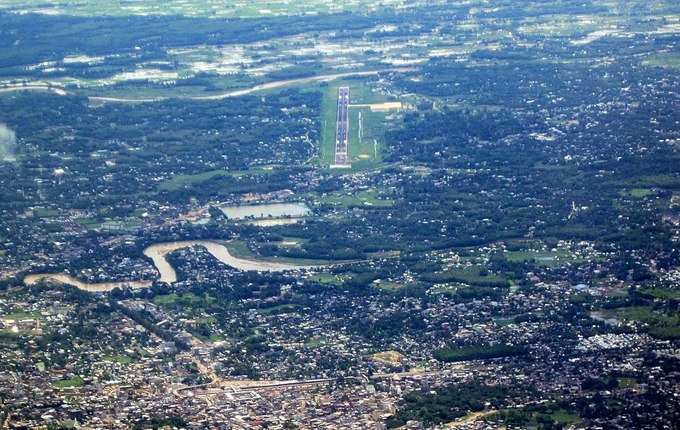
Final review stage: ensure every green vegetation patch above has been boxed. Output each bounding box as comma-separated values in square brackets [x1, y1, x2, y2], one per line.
[642, 52, 680, 69]
[319, 189, 395, 208]
[422, 267, 509, 288]
[33, 207, 60, 218]
[103, 354, 134, 364]
[620, 188, 656, 198]
[386, 381, 521, 428]
[434, 344, 527, 362]
[158, 168, 272, 192]
[256, 303, 301, 315]
[159, 170, 232, 192]
[488, 403, 581, 429]
[305, 336, 327, 348]
[2, 310, 41, 320]
[308, 273, 346, 285]
[54, 376, 85, 389]
[622, 174, 680, 189]
[617, 377, 638, 389]
[373, 281, 408, 292]
[599, 306, 680, 339]
[639, 287, 680, 300]
[153, 293, 215, 309]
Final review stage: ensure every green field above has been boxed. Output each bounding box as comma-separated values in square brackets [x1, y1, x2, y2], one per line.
[305, 336, 327, 348]
[423, 267, 509, 287]
[434, 344, 527, 362]
[642, 52, 680, 69]
[158, 170, 232, 192]
[257, 303, 300, 315]
[158, 168, 272, 192]
[489, 405, 581, 428]
[374, 281, 408, 292]
[153, 293, 215, 309]
[308, 273, 347, 285]
[54, 376, 85, 389]
[599, 306, 680, 339]
[1, 311, 41, 320]
[620, 188, 656, 198]
[227, 240, 343, 265]
[639, 287, 680, 300]
[319, 189, 395, 208]
[103, 354, 134, 364]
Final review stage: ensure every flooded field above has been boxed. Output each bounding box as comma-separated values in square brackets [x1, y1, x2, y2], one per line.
[219, 202, 311, 220]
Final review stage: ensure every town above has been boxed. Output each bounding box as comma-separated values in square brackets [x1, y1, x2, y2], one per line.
[1, 0, 679, 428]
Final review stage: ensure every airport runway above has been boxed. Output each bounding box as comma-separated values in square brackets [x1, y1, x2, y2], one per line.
[333, 86, 351, 167]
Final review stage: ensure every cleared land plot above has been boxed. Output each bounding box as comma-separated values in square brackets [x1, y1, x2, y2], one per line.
[371, 350, 405, 365]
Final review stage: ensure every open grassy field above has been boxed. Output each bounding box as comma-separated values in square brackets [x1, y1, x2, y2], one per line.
[307, 273, 347, 286]
[153, 292, 215, 308]
[1, 311, 41, 321]
[158, 168, 273, 192]
[620, 188, 656, 198]
[639, 287, 680, 300]
[319, 189, 395, 208]
[599, 306, 680, 339]
[423, 266, 509, 287]
[642, 52, 680, 69]
[305, 336, 327, 348]
[103, 354, 134, 364]
[54, 376, 84, 389]
[373, 281, 408, 292]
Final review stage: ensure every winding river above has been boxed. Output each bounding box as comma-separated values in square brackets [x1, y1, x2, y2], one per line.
[23, 273, 152, 292]
[24, 240, 312, 292]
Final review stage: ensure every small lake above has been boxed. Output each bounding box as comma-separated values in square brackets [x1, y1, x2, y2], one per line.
[219, 202, 311, 220]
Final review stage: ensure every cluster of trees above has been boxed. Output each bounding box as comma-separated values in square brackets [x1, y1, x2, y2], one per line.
[386, 381, 525, 428]
[434, 344, 528, 363]
[0, 12, 383, 69]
